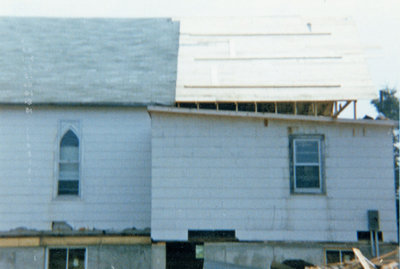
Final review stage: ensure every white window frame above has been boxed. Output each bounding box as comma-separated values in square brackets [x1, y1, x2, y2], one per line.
[54, 120, 82, 199]
[45, 247, 88, 269]
[289, 134, 325, 194]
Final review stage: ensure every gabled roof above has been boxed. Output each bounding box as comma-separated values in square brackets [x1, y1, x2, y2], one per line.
[0, 17, 179, 105]
[175, 17, 376, 103]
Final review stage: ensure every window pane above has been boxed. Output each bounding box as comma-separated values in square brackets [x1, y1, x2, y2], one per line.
[68, 249, 86, 269]
[341, 251, 354, 262]
[295, 140, 319, 163]
[295, 165, 320, 188]
[195, 245, 204, 259]
[326, 251, 340, 264]
[58, 180, 79, 195]
[61, 130, 79, 147]
[60, 146, 79, 161]
[49, 249, 67, 269]
[59, 163, 79, 180]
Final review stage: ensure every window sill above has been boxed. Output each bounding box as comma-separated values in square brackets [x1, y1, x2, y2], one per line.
[290, 191, 326, 196]
[52, 195, 83, 202]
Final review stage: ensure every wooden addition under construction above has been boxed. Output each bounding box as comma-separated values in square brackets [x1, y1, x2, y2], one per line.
[151, 16, 398, 269]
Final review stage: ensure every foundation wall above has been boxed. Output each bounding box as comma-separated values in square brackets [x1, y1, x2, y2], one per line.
[0, 242, 396, 268]
[0, 244, 151, 269]
[203, 242, 398, 269]
[0, 247, 45, 269]
[87, 245, 151, 269]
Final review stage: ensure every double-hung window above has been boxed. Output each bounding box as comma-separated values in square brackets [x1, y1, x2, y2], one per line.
[289, 135, 324, 194]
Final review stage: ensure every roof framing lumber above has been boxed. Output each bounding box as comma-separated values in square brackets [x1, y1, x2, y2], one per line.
[148, 106, 396, 127]
[333, 100, 353, 118]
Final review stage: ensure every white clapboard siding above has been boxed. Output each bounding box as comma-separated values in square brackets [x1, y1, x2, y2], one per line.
[175, 17, 376, 102]
[0, 106, 151, 231]
[151, 112, 397, 242]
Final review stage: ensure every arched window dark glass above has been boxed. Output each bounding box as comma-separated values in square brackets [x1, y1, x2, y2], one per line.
[58, 130, 79, 195]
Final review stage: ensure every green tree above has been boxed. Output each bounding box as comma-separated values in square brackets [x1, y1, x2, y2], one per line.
[371, 88, 399, 121]
[371, 88, 399, 191]
[372, 88, 399, 240]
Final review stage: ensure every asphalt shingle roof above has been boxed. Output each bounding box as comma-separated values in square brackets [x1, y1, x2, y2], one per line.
[0, 17, 179, 105]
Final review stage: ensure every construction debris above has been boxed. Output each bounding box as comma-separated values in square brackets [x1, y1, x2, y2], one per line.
[307, 248, 399, 269]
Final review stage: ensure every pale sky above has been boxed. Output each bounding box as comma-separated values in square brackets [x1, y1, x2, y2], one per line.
[1, 0, 399, 118]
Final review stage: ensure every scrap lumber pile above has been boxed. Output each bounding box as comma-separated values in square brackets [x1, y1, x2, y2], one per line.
[307, 248, 398, 269]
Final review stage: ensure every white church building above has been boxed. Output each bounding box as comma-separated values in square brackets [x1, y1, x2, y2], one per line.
[0, 16, 397, 269]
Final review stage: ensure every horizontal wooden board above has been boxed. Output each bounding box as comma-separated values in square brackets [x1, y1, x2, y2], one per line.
[176, 17, 376, 102]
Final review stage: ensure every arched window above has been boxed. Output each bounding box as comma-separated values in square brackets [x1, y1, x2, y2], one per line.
[58, 130, 80, 195]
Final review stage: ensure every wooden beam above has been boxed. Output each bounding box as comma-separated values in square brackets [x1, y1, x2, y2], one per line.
[184, 84, 341, 89]
[0, 237, 40, 247]
[41, 236, 151, 246]
[0, 236, 151, 248]
[314, 103, 318, 117]
[334, 101, 338, 114]
[182, 32, 332, 37]
[354, 100, 357, 119]
[353, 248, 375, 269]
[195, 56, 342, 61]
[333, 101, 352, 118]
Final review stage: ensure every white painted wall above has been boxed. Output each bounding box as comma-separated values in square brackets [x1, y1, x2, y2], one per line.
[0, 106, 151, 231]
[151, 112, 397, 242]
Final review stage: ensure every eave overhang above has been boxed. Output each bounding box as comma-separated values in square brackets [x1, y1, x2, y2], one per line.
[148, 106, 397, 127]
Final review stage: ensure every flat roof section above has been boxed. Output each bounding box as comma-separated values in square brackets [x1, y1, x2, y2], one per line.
[148, 106, 396, 127]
